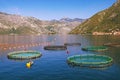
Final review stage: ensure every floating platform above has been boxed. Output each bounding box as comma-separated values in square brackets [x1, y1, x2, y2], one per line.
[64, 43, 81, 46]
[67, 54, 113, 68]
[82, 46, 108, 52]
[104, 43, 120, 47]
[7, 50, 42, 60]
[44, 45, 67, 50]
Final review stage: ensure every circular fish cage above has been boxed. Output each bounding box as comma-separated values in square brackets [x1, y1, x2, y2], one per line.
[44, 45, 67, 50]
[67, 54, 113, 68]
[104, 43, 120, 47]
[7, 50, 42, 60]
[64, 43, 81, 46]
[82, 46, 108, 51]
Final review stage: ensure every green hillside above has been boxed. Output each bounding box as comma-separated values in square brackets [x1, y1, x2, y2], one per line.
[70, 0, 120, 34]
[0, 27, 39, 35]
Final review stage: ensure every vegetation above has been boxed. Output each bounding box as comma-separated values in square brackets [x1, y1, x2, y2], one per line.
[45, 26, 56, 34]
[0, 27, 39, 35]
[70, 0, 120, 34]
[0, 12, 83, 35]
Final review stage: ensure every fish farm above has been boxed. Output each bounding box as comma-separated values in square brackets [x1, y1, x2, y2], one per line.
[7, 50, 42, 60]
[44, 45, 67, 50]
[82, 46, 108, 51]
[64, 43, 81, 46]
[67, 54, 113, 68]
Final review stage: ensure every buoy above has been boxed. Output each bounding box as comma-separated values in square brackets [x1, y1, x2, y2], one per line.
[66, 50, 69, 54]
[26, 61, 33, 68]
[26, 62, 31, 68]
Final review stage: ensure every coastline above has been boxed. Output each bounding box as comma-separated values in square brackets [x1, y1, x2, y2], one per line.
[92, 31, 120, 35]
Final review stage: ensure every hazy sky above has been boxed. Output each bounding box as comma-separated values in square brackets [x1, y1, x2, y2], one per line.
[0, 0, 116, 20]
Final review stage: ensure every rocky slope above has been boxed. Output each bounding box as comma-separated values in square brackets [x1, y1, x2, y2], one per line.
[0, 12, 84, 35]
[0, 12, 47, 35]
[47, 18, 85, 34]
[70, 0, 120, 35]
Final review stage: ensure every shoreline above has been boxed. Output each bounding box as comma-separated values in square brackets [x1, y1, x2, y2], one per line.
[92, 31, 120, 35]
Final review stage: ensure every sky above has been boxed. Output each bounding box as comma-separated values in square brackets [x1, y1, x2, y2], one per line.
[0, 0, 116, 20]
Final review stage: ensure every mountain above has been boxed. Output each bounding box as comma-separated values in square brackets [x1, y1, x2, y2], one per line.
[0, 12, 85, 35]
[49, 18, 85, 34]
[0, 12, 48, 35]
[59, 17, 85, 22]
[70, 0, 120, 35]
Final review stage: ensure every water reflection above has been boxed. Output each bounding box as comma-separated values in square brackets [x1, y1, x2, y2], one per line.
[0, 35, 120, 65]
[0, 34, 120, 80]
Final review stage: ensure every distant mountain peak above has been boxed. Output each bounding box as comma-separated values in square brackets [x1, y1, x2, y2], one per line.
[60, 18, 85, 22]
[0, 12, 85, 34]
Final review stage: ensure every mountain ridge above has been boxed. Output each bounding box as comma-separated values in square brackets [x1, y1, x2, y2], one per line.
[70, 0, 120, 35]
[0, 12, 85, 35]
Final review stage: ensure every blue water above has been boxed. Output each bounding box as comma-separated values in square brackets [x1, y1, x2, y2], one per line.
[0, 35, 120, 80]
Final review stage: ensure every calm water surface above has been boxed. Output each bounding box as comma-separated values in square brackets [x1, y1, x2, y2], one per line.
[0, 34, 120, 80]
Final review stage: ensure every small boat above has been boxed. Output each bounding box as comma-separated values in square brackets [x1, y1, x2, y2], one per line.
[82, 46, 108, 52]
